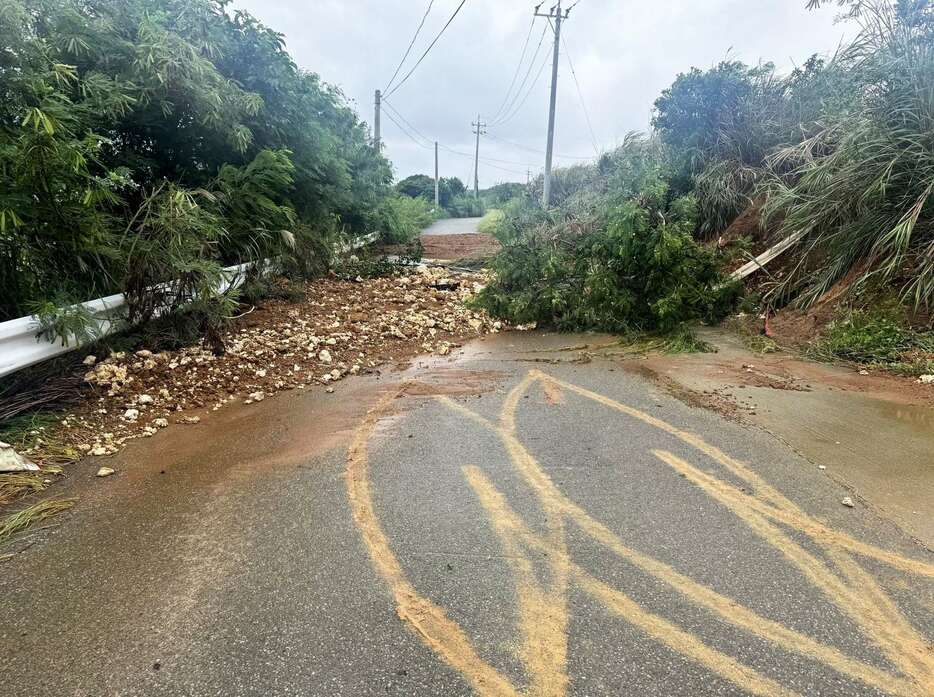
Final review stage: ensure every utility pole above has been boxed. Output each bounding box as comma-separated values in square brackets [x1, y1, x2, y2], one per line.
[434, 141, 440, 207]
[374, 89, 381, 151]
[472, 114, 486, 198]
[535, 1, 571, 207]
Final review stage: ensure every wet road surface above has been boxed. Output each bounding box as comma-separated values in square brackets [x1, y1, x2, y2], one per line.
[422, 217, 484, 236]
[1, 332, 933, 696]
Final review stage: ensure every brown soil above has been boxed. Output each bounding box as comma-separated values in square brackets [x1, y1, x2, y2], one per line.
[1, 266, 503, 511]
[618, 328, 934, 546]
[720, 200, 767, 246]
[420, 233, 501, 262]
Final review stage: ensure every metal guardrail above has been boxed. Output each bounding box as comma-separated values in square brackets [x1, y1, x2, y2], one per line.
[0, 261, 256, 379]
[0, 232, 383, 380]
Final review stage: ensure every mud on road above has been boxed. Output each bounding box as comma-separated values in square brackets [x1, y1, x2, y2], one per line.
[2, 331, 932, 697]
[621, 328, 934, 548]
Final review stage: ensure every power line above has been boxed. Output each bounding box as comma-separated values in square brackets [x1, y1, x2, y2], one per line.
[441, 143, 529, 175]
[439, 143, 538, 171]
[488, 15, 537, 124]
[384, 0, 470, 98]
[382, 98, 434, 147]
[382, 99, 537, 176]
[491, 47, 551, 128]
[439, 143, 537, 167]
[385, 99, 540, 166]
[384, 0, 436, 94]
[380, 107, 433, 150]
[485, 132, 592, 160]
[561, 33, 601, 156]
[488, 22, 549, 127]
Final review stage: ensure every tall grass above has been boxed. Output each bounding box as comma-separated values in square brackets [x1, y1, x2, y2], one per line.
[762, 0, 934, 308]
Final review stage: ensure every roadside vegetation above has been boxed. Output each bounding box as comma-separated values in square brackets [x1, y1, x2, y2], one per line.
[475, 0, 933, 363]
[477, 209, 505, 234]
[0, 0, 429, 339]
[814, 305, 934, 375]
[0, 0, 436, 537]
[394, 173, 486, 219]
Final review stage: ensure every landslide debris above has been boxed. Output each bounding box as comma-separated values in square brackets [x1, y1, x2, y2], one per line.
[8, 266, 501, 472]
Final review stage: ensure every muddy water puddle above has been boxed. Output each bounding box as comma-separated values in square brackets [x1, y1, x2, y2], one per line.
[631, 328, 934, 546]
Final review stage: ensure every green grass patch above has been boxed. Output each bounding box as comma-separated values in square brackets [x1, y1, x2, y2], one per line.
[814, 307, 934, 375]
[744, 334, 780, 354]
[617, 327, 715, 355]
[477, 209, 505, 235]
[0, 412, 62, 450]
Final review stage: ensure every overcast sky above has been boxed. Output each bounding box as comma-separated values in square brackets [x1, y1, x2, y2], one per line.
[233, 1, 851, 188]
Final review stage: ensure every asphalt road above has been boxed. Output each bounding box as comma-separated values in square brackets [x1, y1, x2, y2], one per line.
[2, 332, 933, 696]
[422, 217, 484, 235]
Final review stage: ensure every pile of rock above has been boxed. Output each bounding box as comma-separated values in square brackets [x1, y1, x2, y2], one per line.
[17, 267, 503, 466]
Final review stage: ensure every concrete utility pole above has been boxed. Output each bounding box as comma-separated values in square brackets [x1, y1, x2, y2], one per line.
[472, 115, 486, 198]
[434, 141, 440, 207]
[535, 1, 571, 207]
[374, 90, 381, 151]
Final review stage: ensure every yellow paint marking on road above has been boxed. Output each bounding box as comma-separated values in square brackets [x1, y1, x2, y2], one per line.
[464, 466, 568, 696]
[653, 450, 934, 692]
[464, 466, 806, 697]
[438, 392, 921, 697]
[346, 387, 521, 697]
[533, 370, 934, 579]
[346, 368, 931, 697]
[500, 380, 570, 696]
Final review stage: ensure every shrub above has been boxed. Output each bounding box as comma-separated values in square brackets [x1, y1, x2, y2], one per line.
[377, 195, 436, 244]
[762, 0, 934, 309]
[477, 209, 505, 235]
[446, 194, 486, 218]
[820, 306, 934, 368]
[477, 181, 740, 332]
[396, 174, 465, 209]
[0, 0, 393, 323]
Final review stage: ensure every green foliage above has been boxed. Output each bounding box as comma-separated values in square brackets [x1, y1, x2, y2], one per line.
[446, 194, 486, 218]
[647, 1, 934, 314]
[652, 56, 846, 236]
[395, 174, 465, 211]
[477, 177, 740, 333]
[332, 240, 423, 281]
[819, 306, 934, 371]
[481, 182, 525, 208]
[0, 0, 392, 324]
[653, 61, 767, 174]
[477, 209, 505, 235]
[618, 327, 715, 355]
[762, 0, 934, 309]
[745, 334, 781, 354]
[377, 195, 436, 244]
[28, 297, 102, 347]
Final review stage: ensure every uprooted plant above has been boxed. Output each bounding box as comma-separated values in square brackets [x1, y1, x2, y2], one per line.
[477, 175, 740, 334]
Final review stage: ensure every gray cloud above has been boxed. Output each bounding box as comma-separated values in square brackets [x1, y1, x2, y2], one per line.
[234, 0, 850, 187]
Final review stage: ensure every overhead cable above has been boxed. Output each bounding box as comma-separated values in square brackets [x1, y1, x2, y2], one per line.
[384, 0, 436, 94]
[385, 0, 470, 98]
